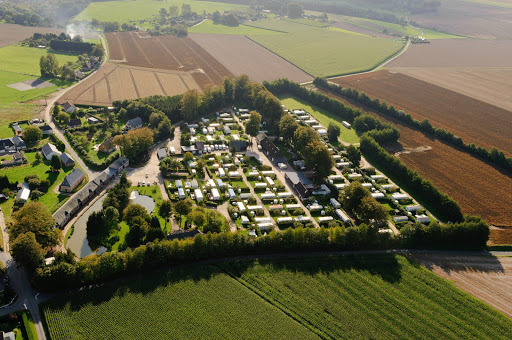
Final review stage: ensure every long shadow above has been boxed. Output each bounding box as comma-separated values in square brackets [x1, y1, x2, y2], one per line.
[43, 253, 403, 312]
[410, 253, 506, 275]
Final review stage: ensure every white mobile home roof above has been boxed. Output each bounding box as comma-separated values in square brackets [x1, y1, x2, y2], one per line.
[265, 177, 275, 186]
[247, 205, 263, 211]
[328, 175, 343, 181]
[381, 184, 395, 190]
[286, 204, 301, 209]
[277, 217, 293, 224]
[254, 182, 268, 188]
[415, 214, 430, 223]
[406, 205, 420, 212]
[228, 188, 236, 199]
[211, 188, 220, 200]
[318, 216, 333, 223]
[241, 215, 249, 224]
[247, 171, 259, 177]
[237, 201, 246, 212]
[335, 209, 351, 223]
[371, 192, 385, 200]
[335, 183, 346, 190]
[175, 180, 183, 188]
[178, 187, 186, 199]
[371, 175, 385, 180]
[216, 179, 225, 187]
[392, 193, 408, 200]
[393, 216, 409, 223]
[294, 216, 311, 222]
[277, 192, 292, 198]
[229, 171, 240, 177]
[348, 173, 362, 179]
[337, 162, 350, 168]
[261, 193, 276, 199]
[255, 217, 271, 223]
[317, 129, 327, 135]
[261, 170, 275, 175]
[309, 203, 323, 211]
[194, 189, 203, 201]
[330, 198, 341, 208]
[362, 183, 373, 188]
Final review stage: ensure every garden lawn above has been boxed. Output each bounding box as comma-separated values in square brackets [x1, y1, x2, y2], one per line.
[189, 20, 281, 35]
[247, 19, 404, 76]
[0, 45, 79, 76]
[279, 95, 360, 144]
[41, 254, 512, 339]
[74, 0, 249, 28]
[0, 151, 73, 223]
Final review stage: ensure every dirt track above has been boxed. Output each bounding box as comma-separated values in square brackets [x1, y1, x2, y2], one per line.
[332, 70, 512, 156]
[415, 254, 512, 318]
[318, 88, 512, 227]
[189, 33, 313, 84]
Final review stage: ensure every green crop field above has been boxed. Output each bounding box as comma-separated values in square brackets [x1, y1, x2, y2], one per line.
[74, 0, 249, 28]
[41, 254, 512, 339]
[189, 20, 281, 35]
[279, 95, 360, 144]
[246, 19, 404, 77]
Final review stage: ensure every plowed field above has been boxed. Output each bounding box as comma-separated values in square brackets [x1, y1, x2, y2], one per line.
[414, 254, 512, 318]
[0, 23, 64, 47]
[331, 70, 512, 156]
[105, 31, 232, 87]
[318, 88, 512, 226]
[189, 33, 313, 84]
[60, 63, 201, 106]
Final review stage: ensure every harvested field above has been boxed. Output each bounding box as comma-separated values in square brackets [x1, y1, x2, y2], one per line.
[414, 254, 512, 318]
[489, 227, 512, 246]
[189, 33, 313, 84]
[318, 88, 512, 226]
[395, 68, 512, 112]
[411, 0, 512, 39]
[105, 32, 232, 87]
[60, 63, 201, 106]
[387, 39, 512, 68]
[0, 23, 64, 48]
[331, 70, 512, 156]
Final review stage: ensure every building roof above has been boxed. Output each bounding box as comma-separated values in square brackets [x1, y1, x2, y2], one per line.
[62, 102, 75, 111]
[0, 138, 14, 148]
[61, 168, 84, 188]
[285, 172, 313, 187]
[229, 140, 248, 152]
[41, 143, 59, 158]
[39, 125, 52, 132]
[68, 118, 81, 127]
[256, 133, 280, 158]
[12, 135, 25, 148]
[100, 137, 114, 150]
[157, 148, 167, 159]
[194, 141, 204, 150]
[126, 117, 142, 128]
[13, 125, 22, 132]
[60, 152, 74, 165]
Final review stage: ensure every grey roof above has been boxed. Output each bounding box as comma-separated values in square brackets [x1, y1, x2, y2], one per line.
[61, 168, 84, 188]
[157, 148, 167, 159]
[42, 143, 59, 157]
[12, 135, 25, 148]
[108, 156, 128, 172]
[126, 117, 142, 128]
[68, 118, 81, 127]
[13, 125, 22, 132]
[39, 125, 52, 132]
[285, 172, 313, 187]
[229, 140, 248, 151]
[62, 102, 75, 111]
[0, 138, 14, 148]
[60, 152, 74, 165]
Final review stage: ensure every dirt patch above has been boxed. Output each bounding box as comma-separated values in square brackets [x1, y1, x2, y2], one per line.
[189, 33, 313, 84]
[105, 32, 233, 87]
[0, 23, 65, 48]
[414, 254, 512, 318]
[387, 39, 512, 68]
[489, 227, 512, 246]
[318, 88, 512, 227]
[7, 78, 54, 91]
[60, 63, 201, 106]
[410, 0, 512, 39]
[393, 68, 512, 112]
[331, 70, 512, 156]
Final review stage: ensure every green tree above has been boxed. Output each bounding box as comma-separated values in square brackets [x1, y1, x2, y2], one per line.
[234, 75, 251, 104]
[169, 5, 179, 17]
[113, 127, 154, 161]
[340, 181, 370, 214]
[356, 196, 388, 226]
[346, 145, 361, 166]
[159, 200, 172, 220]
[180, 89, 201, 121]
[56, 111, 70, 125]
[126, 216, 149, 247]
[182, 3, 192, 17]
[245, 111, 261, 137]
[294, 125, 318, 150]
[40, 54, 58, 77]
[174, 199, 192, 222]
[51, 154, 62, 171]
[303, 139, 334, 179]
[187, 209, 206, 228]
[35, 151, 43, 163]
[287, 3, 304, 18]
[327, 123, 341, 143]
[102, 206, 119, 230]
[52, 105, 60, 116]
[279, 115, 299, 145]
[10, 202, 60, 248]
[92, 44, 104, 59]
[223, 77, 234, 104]
[123, 204, 149, 223]
[183, 152, 194, 163]
[22, 125, 42, 146]
[87, 210, 104, 236]
[11, 232, 45, 270]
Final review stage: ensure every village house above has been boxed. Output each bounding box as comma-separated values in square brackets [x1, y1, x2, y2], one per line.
[99, 137, 116, 154]
[60, 152, 75, 167]
[67, 118, 82, 129]
[39, 125, 53, 135]
[256, 132, 283, 163]
[60, 168, 85, 192]
[61, 102, 77, 114]
[41, 143, 61, 161]
[124, 117, 142, 131]
[285, 172, 314, 201]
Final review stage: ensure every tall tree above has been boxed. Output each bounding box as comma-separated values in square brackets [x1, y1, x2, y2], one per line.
[180, 89, 201, 121]
[346, 145, 361, 166]
[51, 154, 62, 171]
[22, 125, 42, 146]
[40, 54, 58, 77]
[11, 232, 45, 270]
[10, 202, 60, 248]
[245, 111, 262, 137]
[327, 123, 341, 143]
[279, 115, 299, 145]
[294, 125, 318, 150]
[303, 139, 334, 179]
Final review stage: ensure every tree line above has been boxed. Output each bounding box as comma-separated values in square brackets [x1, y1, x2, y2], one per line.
[313, 77, 512, 172]
[32, 217, 488, 291]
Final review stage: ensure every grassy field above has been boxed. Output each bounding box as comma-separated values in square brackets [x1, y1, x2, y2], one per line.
[0, 45, 78, 76]
[74, 0, 249, 28]
[189, 20, 281, 35]
[0, 151, 73, 224]
[247, 19, 404, 77]
[41, 254, 512, 339]
[279, 95, 360, 144]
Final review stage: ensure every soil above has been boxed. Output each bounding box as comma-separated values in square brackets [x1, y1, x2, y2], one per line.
[0, 23, 65, 48]
[331, 70, 512, 156]
[414, 254, 512, 319]
[189, 33, 313, 84]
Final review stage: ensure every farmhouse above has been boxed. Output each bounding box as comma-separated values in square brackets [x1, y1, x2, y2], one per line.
[39, 125, 53, 135]
[67, 118, 82, 129]
[12, 135, 26, 150]
[99, 137, 116, 154]
[60, 152, 75, 167]
[41, 143, 61, 160]
[0, 138, 16, 155]
[61, 102, 77, 113]
[60, 168, 85, 192]
[125, 117, 142, 131]
[256, 132, 282, 163]
[285, 172, 314, 201]
[53, 156, 129, 228]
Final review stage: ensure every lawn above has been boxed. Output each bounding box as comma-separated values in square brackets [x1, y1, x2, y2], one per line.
[189, 20, 281, 35]
[41, 254, 512, 339]
[0, 151, 74, 223]
[0, 45, 79, 76]
[74, 0, 250, 28]
[247, 19, 405, 77]
[279, 95, 360, 144]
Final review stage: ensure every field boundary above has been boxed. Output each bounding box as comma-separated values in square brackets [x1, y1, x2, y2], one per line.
[241, 23, 289, 33]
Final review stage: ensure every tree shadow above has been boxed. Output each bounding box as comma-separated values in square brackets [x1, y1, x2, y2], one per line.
[410, 253, 505, 275]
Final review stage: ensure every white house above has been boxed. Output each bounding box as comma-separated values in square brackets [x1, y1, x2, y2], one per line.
[393, 216, 409, 223]
[392, 193, 408, 201]
[237, 201, 246, 212]
[218, 168, 226, 177]
[342, 121, 351, 129]
[15, 182, 31, 203]
[318, 216, 333, 223]
[41, 143, 61, 161]
[265, 177, 275, 186]
[330, 198, 341, 209]
[371, 192, 385, 200]
[227, 188, 236, 199]
[277, 192, 292, 199]
[277, 217, 293, 224]
[211, 188, 220, 201]
[194, 189, 203, 202]
[295, 216, 311, 223]
[254, 182, 267, 189]
[335, 209, 351, 223]
[416, 214, 430, 223]
[178, 187, 186, 199]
